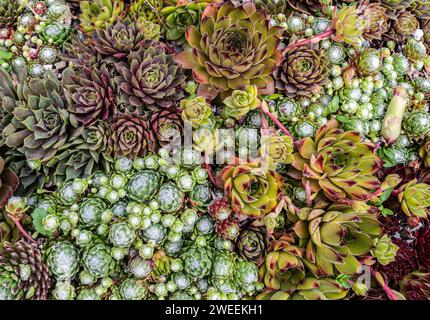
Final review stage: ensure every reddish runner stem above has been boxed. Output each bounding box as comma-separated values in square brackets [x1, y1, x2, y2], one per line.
[10, 215, 37, 244]
[204, 154, 220, 189]
[260, 102, 293, 138]
[370, 268, 398, 301]
[284, 29, 335, 52]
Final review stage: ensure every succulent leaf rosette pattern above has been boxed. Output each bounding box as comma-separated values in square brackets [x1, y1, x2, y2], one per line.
[175, 1, 283, 98]
[1, 0, 430, 301]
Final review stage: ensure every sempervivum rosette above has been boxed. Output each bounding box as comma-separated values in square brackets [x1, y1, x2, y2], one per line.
[149, 108, 183, 149]
[0, 241, 52, 300]
[274, 46, 329, 97]
[63, 65, 118, 127]
[109, 112, 155, 159]
[2, 71, 83, 165]
[115, 42, 186, 112]
[220, 158, 283, 218]
[91, 17, 146, 60]
[175, 0, 283, 98]
[288, 119, 382, 202]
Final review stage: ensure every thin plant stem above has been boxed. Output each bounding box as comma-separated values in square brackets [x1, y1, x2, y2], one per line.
[9, 215, 36, 244]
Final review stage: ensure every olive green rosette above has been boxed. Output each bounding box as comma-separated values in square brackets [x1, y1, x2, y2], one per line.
[257, 234, 305, 297]
[411, 1, 430, 20]
[332, 4, 366, 47]
[80, 0, 125, 33]
[2, 71, 82, 166]
[288, 119, 382, 202]
[221, 158, 283, 218]
[222, 85, 261, 120]
[398, 179, 430, 219]
[286, 201, 382, 277]
[161, 2, 207, 44]
[129, 0, 162, 22]
[175, 0, 283, 98]
[371, 235, 399, 266]
[180, 97, 212, 129]
[259, 133, 294, 170]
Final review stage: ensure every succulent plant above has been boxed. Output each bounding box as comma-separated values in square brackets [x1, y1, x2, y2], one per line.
[221, 158, 283, 217]
[48, 121, 113, 183]
[161, 2, 206, 44]
[80, 0, 125, 33]
[156, 182, 185, 214]
[371, 235, 399, 266]
[403, 112, 430, 138]
[39, 22, 71, 46]
[222, 85, 261, 120]
[62, 35, 102, 70]
[180, 245, 213, 278]
[286, 201, 382, 277]
[149, 108, 183, 149]
[259, 133, 294, 169]
[236, 228, 267, 266]
[410, 0, 430, 20]
[288, 119, 382, 202]
[180, 97, 212, 129]
[398, 179, 430, 219]
[82, 243, 116, 279]
[358, 48, 382, 77]
[419, 140, 430, 167]
[46, 241, 80, 280]
[332, 4, 366, 47]
[258, 234, 305, 294]
[360, 2, 389, 41]
[91, 17, 146, 60]
[275, 47, 328, 97]
[63, 65, 118, 127]
[129, 0, 163, 22]
[257, 277, 348, 300]
[109, 112, 155, 159]
[381, 0, 414, 18]
[215, 218, 240, 240]
[3, 71, 82, 167]
[175, 0, 283, 98]
[127, 170, 160, 203]
[0, 241, 52, 300]
[254, 0, 289, 15]
[119, 278, 147, 300]
[392, 11, 419, 39]
[0, 156, 19, 208]
[404, 38, 427, 62]
[115, 43, 186, 111]
[0, 0, 22, 28]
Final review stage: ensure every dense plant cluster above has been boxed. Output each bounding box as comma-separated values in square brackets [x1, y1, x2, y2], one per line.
[1, 0, 430, 300]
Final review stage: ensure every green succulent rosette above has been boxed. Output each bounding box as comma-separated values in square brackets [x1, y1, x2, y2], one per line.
[46, 241, 80, 280]
[286, 201, 382, 277]
[175, 0, 283, 98]
[398, 179, 430, 219]
[288, 119, 382, 202]
[161, 2, 207, 44]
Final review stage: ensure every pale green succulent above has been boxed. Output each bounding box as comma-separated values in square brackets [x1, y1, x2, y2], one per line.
[398, 179, 430, 218]
[46, 241, 80, 280]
